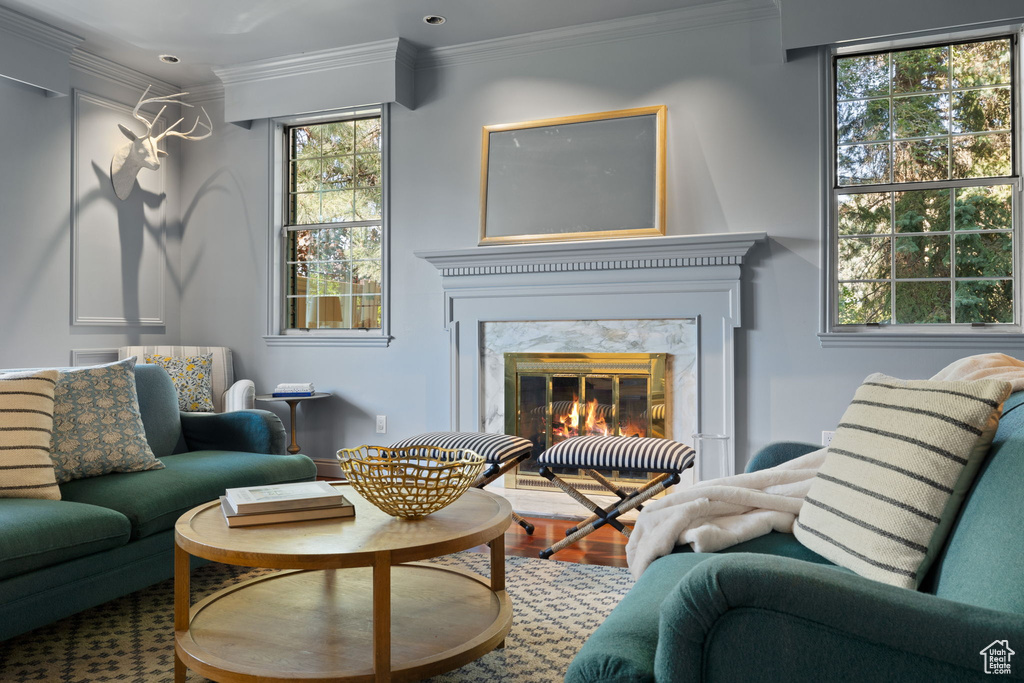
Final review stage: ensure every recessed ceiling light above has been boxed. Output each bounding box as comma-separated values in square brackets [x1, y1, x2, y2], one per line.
[423, 15, 446, 25]
[159, 54, 180, 64]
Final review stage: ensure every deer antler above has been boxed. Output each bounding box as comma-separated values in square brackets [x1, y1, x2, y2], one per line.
[131, 85, 202, 136]
[157, 105, 213, 142]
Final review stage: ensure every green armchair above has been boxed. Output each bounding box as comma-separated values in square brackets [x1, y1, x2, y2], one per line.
[567, 392, 1024, 682]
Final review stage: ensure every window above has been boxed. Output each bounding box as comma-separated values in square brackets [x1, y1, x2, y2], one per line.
[830, 37, 1018, 331]
[270, 106, 389, 345]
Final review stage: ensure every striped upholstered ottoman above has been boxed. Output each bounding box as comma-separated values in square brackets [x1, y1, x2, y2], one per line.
[536, 435, 695, 558]
[389, 431, 535, 534]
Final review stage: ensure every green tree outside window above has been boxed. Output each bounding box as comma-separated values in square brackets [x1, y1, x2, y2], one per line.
[834, 38, 1016, 326]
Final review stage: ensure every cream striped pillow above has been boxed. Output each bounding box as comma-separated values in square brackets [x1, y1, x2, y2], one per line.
[0, 370, 60, 500]
[794, 373, 1011, 589]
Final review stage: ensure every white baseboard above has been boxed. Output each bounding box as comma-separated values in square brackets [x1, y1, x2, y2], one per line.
[314, 459, 343, 479]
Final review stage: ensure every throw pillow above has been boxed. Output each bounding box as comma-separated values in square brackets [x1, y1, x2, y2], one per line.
[144, 353, 214, 412]
[793, 372, 1011, 589]
[49, 357, 164, 483]
[0, 370, 61, 500]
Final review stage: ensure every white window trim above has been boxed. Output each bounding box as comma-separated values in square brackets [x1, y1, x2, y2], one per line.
[264, 105, 392, 348]
[818, 30, 1024, 348]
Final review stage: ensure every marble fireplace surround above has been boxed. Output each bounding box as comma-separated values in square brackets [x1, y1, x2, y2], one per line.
[416, 232, 765, 481]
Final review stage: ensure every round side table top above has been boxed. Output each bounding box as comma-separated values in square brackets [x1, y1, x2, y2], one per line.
[254, 392, 331, 402]
[174, 484, 512, 569]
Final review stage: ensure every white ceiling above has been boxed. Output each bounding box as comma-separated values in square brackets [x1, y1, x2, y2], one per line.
[0, 0, 728, 86]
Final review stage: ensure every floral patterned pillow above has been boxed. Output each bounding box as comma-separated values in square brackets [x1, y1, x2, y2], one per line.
[49, 357, 164, 484]
[144, 353, 214, 413]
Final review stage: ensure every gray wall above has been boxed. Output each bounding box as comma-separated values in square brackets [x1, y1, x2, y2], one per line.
[176, 12, 1015, 470]
[0, 70, 183, 368]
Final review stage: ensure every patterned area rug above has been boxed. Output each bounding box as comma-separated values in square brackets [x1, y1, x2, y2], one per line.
[0, 553, 633, 682]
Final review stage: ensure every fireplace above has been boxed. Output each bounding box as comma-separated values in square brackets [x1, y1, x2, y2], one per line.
[504, 352, 667, 491]
[417, 232, 766, 484]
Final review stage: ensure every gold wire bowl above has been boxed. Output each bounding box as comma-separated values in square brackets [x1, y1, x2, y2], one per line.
[336, 445, 486, 518]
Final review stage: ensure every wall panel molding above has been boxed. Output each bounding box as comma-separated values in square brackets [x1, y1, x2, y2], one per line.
[72, 90, 166, 327]
[70, 348, 119, 367]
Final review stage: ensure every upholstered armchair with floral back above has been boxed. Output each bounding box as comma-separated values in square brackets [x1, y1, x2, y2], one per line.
[118, 345, 255, 413]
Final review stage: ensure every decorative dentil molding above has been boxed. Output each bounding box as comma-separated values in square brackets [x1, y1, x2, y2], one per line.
[213, 38, 414, 86]
[416, 233, 767, 278]
[0, 4, 82, 55]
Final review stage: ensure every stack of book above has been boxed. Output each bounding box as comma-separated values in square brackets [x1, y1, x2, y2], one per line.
[272, 382, 315, 397]
[220, 480, 354, 527]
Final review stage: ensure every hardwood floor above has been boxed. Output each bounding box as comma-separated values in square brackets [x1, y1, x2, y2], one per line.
[471, 516, 629, 568]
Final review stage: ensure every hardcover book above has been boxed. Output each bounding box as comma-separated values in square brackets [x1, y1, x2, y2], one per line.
[219, 496, 354, 527]
[224, 480, 346, 515]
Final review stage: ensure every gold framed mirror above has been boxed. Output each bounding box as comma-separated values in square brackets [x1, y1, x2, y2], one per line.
[479, 105, 666, 246]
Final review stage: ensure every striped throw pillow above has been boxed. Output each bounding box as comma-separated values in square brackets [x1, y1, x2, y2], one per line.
[0, 370, 60, 500]
[793, 373, 1011, 589]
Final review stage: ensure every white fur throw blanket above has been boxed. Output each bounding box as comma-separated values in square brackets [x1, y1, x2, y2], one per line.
[930, 352, 1024, 391]
[625, 448, 825, 578]
[625, 352, 1024, 579]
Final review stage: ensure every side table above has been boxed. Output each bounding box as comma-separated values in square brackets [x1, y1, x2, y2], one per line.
[255, 392, 330, 454]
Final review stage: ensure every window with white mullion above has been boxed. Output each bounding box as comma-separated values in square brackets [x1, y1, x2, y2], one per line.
[283, 110, 385, 332]
[831, 35, 1018, 329]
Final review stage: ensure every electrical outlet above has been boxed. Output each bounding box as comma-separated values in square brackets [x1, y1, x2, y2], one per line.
[375, 415, 387, 434]
[821, 430, 836, 447]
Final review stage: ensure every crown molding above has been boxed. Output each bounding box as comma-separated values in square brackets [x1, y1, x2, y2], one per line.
[214, 37, 411, 86]
[184, 81, 224, 104]
[70, 50, 179, 96]
[417, 0, 779, 70]
[0, 4, 82, 55]
[416, 232, 767, 278]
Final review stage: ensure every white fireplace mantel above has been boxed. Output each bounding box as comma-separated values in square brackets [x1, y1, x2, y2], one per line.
[415, 232, 767, 481]
[415, 232, 766, 278]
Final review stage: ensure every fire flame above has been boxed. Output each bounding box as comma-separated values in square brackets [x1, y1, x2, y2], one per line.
[584, 398, 606, 435]
[551, 397, 646, 440]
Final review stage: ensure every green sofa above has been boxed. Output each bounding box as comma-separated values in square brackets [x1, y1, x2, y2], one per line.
[0, 363, 317, 641]
[567, 392, 1024, 682]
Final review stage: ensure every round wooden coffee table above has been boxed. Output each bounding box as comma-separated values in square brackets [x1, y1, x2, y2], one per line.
[173, 485, 512, 683]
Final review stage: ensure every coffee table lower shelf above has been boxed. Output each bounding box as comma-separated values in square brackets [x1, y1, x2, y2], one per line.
[176, 563, 512, 682]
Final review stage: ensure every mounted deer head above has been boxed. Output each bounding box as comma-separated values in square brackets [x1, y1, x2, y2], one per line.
[110, 86, 213, 200]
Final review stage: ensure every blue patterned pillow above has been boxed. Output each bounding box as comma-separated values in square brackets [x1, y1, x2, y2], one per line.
[49, 357, 164, 483]
[144, 353, 214, 412]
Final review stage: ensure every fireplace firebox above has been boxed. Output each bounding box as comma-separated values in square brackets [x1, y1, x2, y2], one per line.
[503, 352, 667, 491]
